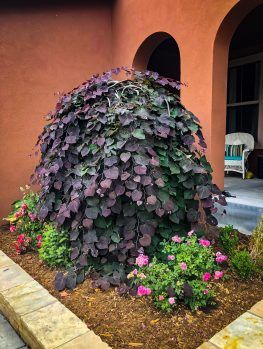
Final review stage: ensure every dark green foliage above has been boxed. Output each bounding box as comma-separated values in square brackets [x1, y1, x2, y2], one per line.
[39, 223, 72, 268]
[34, 68, 224, 289]
[219, 225, 239, 256]
[231, 250, 256, 279]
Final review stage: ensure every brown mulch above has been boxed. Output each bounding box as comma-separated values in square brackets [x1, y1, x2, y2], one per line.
[0, 229, 262, 349]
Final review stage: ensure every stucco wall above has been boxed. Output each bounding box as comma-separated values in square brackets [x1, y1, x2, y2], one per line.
[0, 1, 112, 219]
[112, 0, 263, 187]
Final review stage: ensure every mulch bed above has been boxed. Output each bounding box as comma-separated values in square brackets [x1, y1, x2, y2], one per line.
[0, 229, 262, 349]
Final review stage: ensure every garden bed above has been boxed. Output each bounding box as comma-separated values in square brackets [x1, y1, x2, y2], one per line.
[1, 228, 262, 349]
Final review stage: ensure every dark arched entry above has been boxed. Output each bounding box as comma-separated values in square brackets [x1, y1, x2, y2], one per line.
[211, 0, 263, 187]
[133, 32, 180, 82]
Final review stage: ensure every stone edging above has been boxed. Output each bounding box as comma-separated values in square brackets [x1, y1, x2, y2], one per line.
[0, 250, 111, 349]
[197, 300, 263, 348]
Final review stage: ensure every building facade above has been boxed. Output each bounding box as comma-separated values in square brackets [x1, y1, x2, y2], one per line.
[0, 0, 262, 219]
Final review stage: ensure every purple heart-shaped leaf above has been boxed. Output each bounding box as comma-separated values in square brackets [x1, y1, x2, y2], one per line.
[104, 166, 119, 180]
[139, 234, 151, 247]
[147, 195, 157, 205]
[100, 179, 112, 189]
[120, 152, 131, 163]
[83, 218, 93, 229]
[155, 178, 165, 187]
[131, 189, 142, 202]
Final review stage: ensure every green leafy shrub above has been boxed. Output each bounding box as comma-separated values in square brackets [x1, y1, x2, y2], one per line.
[34, 68, 225, 290]
[231, 250, 256, 279]
[39, 224, 72, 268]
[4, 187, 42, 253]
[130, 233, 224, 311]
[219, 225, 239, 256]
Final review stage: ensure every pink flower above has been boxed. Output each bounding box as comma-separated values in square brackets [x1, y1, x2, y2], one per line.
[203, 289, 209, 295]
[137, 286, 151, 296]
[214, 270, 224, 280]
[186, 240, 191, 245]
[29, 213, 37, 222]
[9, 225, 16, 233]
[168, 297, 175, 305]
[132, 269, 138, 275]
[187, 230, 194, 237]
[159, 295, 164, 301]
[180, 262, 187, 271]
[21, 203, 28, 210]
[172, 235, 182, 243]
[199, 239, 211, 247]
[135, 254, 149, 268]
[215, 252, 228, 264]
[17, 234, 25, 243]
[36, 234, 42, 241]
[167, 255, 175, 261]
[202, 272, 211, 282]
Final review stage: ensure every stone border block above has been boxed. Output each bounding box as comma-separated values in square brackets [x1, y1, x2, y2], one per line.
[0, 250, 111, 349]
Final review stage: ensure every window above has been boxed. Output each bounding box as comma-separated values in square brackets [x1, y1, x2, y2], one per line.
[226, 61, 260, 140]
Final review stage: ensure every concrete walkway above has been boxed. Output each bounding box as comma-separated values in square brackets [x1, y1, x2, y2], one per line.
[0, 313, 26, 349]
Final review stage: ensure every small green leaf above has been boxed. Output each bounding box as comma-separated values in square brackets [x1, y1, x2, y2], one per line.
[132, 129, 145, 139]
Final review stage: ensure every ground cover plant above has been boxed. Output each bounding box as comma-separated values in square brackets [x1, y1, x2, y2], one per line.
[32, 67, 226, 290]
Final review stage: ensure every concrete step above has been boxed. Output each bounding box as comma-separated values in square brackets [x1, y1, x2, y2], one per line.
[215, 199, 263, 234]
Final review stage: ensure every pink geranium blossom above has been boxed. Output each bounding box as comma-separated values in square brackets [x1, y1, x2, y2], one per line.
[9, 225, 16, 233]
[215, 252, 228, 264]
[180, 262, 187, 271]
[137, 286, 151, 296]
[214, 270, 224, 280]
[132, 269, 138, 275]
[159, 295, 164, 301]
[168, 297, 175, 305]
[29, 213, 37, 222]
[203, 289, 209, 295]
[199, 239, 211, 247]
[202, 272, 211, 282]
[187, 230, 194, 237]
[135, 254, 149, 267]
[167, 255, 175, 261]
[172, 235, 182, 243]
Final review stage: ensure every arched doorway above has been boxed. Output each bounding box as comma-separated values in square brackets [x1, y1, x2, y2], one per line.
[212, 0, 263, 233]
[133, 32, 180, 82]
[211, 0, 263, 189]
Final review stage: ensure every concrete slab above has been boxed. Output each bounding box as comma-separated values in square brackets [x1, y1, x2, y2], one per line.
[0, 313, 25, 349]
[210, 312, 263, 349]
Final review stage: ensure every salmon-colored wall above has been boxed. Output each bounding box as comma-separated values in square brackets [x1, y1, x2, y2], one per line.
[1, 0, 263, 220]
[0, 1, 112, 220]
[112, 0, 263, 188]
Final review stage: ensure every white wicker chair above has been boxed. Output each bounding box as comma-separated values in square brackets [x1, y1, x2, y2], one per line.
[224, 133, 254, 179]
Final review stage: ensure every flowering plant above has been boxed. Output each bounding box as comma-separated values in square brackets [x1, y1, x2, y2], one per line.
[131, 232, 225, 311]
[4, 186, 42, 253]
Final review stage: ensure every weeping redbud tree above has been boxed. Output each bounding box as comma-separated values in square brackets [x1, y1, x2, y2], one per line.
[34, 68, 226, 290]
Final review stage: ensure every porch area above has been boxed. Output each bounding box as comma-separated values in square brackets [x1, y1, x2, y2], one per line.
[216, 176, 263, 234]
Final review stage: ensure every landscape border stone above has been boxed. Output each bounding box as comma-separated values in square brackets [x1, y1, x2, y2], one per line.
[0, 250, 111, 349]
[197, 300, 263, 349]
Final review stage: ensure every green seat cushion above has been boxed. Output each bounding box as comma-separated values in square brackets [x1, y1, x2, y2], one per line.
[225, 156, 242, 160]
